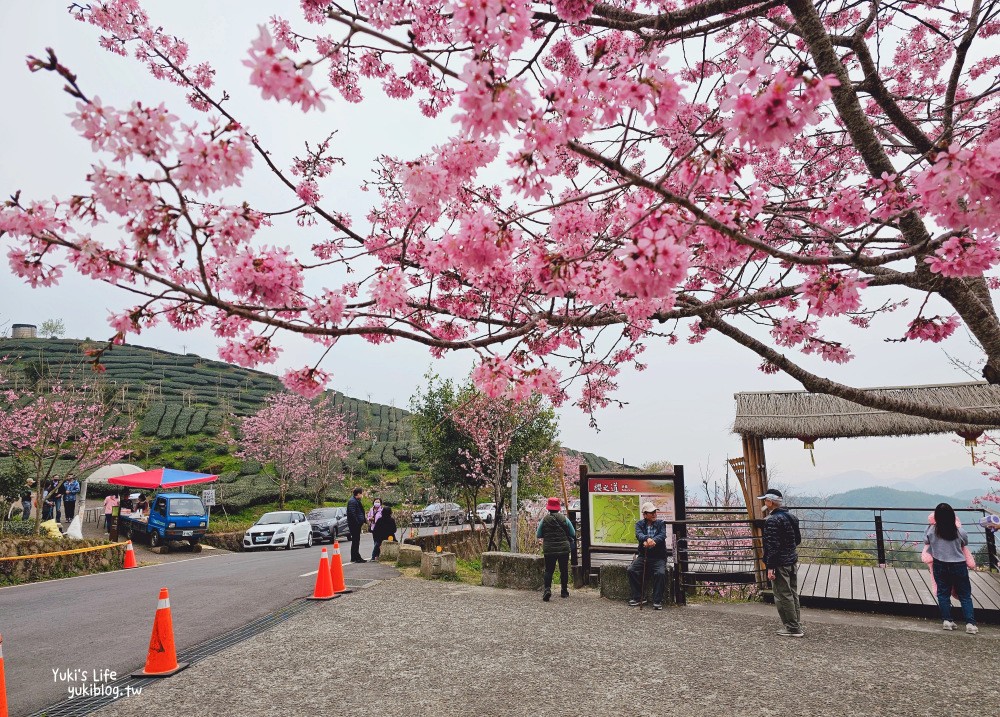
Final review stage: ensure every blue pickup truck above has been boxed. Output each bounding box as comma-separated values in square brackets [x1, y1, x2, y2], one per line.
[118, 492, 209, 551]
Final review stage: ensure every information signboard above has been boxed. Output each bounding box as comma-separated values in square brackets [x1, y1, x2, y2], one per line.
[201, 489, 216, 507]
[587, 476, 677, 549]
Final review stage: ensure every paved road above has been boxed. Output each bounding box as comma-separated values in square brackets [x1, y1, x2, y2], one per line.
[91, 579, 999, 717]
[0, 532, 376, 717]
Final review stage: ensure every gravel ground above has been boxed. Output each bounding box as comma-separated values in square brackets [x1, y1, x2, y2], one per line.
[93, 578, 999, 717]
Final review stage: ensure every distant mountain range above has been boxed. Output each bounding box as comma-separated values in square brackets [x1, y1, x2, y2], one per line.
[797, 486, 985, 511]
[787, 466, 995, 504]
[788, 482, 997, 544]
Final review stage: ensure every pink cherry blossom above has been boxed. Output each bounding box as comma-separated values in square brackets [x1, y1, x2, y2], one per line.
[7, 0, 1000, 429]
[905, 315, 961, 343]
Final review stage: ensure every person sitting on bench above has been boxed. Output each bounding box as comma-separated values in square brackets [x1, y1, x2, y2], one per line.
[627, 502, 668, 610]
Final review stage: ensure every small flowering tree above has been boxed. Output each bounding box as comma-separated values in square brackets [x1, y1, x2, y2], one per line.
[303, 403, 370, 506]
[236, 393, 360, 509]
[0, 365, 134, 534]
[450, 391, 558, 550]
[3, 2, 1000, 425]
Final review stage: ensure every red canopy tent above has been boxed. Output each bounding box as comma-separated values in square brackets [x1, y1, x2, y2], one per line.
[107, 468, 218, 490]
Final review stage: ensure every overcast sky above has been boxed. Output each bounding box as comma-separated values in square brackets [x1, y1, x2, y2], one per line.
[1, 1, 994, 494]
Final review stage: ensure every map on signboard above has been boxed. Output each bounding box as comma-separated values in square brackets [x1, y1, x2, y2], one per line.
[591, 493, 640, 547]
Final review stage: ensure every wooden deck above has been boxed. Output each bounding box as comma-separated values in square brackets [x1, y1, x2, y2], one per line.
[795, 563, 1000, 623]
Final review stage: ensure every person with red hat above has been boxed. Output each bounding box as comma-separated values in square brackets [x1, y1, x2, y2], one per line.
[535, 497, 576, 601]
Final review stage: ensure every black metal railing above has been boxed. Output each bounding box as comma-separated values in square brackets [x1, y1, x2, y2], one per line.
[670, 506, 999, 599]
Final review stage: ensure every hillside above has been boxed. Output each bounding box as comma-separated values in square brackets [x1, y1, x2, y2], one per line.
[795, 486, 987, 542]
[0, 337, 622, 507]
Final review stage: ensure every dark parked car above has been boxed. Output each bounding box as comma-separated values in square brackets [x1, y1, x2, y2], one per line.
[411, 502, 464, 527]
[307, 507, 349, 544]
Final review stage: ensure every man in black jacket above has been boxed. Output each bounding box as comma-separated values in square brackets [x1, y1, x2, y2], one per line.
[759, 489, 803, 637]
[346, 487, 366, 563]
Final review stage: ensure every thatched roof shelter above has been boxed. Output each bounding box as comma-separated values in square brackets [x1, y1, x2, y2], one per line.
[733, 381, 1000, 440]
[729, 381, 1000, 574]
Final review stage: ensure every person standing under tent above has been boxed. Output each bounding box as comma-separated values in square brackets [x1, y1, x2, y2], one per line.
[63, 476, 81, 522]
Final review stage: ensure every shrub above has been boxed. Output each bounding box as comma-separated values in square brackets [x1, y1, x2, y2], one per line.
[189, 409, 208, 434]
[836, 549, 877, 566]
[183, 455, 205, 471]
[239, 460, 262, 475]
[173, 407, 195, 437]
[140, 403, 166, 436]
[157, 404, 182, 438]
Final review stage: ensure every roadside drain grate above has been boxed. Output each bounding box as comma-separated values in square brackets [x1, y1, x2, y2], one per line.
[30, 599, 316, 717]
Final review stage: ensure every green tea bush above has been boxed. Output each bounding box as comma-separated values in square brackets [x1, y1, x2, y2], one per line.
[189, 410, 208, 433]
[173, 407, 195, 437]
[157, 404, 182, 438]
[140, 403, 166, 436]
[239, 460, 263, 475]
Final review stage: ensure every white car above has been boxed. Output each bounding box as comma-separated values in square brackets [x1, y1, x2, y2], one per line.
[475, 502, 496, 523]
[243, 510, 314, 550]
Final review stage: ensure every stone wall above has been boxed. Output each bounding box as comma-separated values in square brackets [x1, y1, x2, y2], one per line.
[202, 531, 245, 552]
[405, 529, 485, 559]
[481, 551, 545, 590]
[0, 538, 127, 585]
[599, 562, 674, 604]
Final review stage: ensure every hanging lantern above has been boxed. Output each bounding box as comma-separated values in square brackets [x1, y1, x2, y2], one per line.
[957, 430, 984, 465]
[797, 436, 819, 466]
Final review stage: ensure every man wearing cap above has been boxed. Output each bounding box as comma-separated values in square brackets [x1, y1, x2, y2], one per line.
[759, 489, 803, 637]
[627, 502, 668, 609]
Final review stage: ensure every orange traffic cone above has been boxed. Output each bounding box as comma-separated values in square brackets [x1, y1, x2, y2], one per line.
[330, 541, 351, 594]
[1, 633, 8, 717]
[124, 540, 138, 569]
[308, 548, 337, 601]
[132, 588, 188, 677]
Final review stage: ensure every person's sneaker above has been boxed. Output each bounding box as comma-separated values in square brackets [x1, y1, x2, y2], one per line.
[653, 603, 663, 610]
[542, 590, 551, 602]
[942, 620, 957, 631]
[966, 624, 979, 635]
[627, 599, 641, 607]
[776, 629, 804, 638]
[560, 590, 569, 598]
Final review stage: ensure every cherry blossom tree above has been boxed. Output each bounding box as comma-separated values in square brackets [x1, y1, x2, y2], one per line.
[236, 392, 360, 508]
[450, 391, 558, 549]
[0, 365, 134, 534]
[3, 1, 1000, 426]
[303, 401, 370, 505]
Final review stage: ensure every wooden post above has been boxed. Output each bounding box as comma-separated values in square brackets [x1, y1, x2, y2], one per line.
[741, 434, 768, 586]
